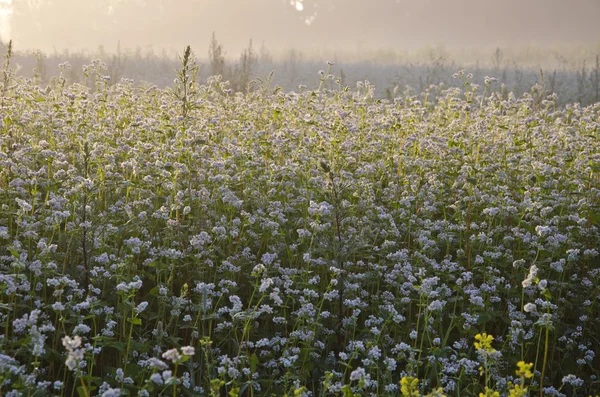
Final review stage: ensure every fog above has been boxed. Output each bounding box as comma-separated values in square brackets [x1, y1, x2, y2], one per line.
[1, 0, 600, 58]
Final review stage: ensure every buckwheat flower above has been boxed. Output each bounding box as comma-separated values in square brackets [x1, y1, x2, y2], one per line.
[252, 264, 266, 276]
[367, 346, 381, 360]
[259, 277, 274, 293]
[384, 357, 397, 371]
[229, 295, 243, 313]
[53, 381, 64, 390]
[270, 289, 283, 305]
[146, 357, 168, 370]
[349, 367, 366, 381]
[62, 335, 82, 350]
[523, 303, 537, 313]
[409, 330, 418, 340]
[181, 371, 192, 388]
[101, 388, 121, 397]
[566, 249, 580, 262]
[15, 198, 33, 212]
[135, 301, 149, 313]
[535, 225, 551, 237]
[150, 372, 163, 385]
[470, 295, 484, 307]
[522, 264, 538, 288]
[550, 259, 565, 272]
[65, 352, 81, 371]
[162, 348, 181, 362]
[52, 302, 65, 311]
[261, 252, 278, 266]
[428, 299, 445, 312]
[73, 324, 91, 335]
[561, 374, 584, 387]
[190, 231, 211, 248]
[181, 346, 195, 356]
[30, 328, 46, 356]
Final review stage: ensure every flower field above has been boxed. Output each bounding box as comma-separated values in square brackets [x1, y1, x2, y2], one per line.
[0, 58, 599, 396]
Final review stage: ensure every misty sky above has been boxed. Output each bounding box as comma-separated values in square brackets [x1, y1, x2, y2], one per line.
[1, 0, 600, 56]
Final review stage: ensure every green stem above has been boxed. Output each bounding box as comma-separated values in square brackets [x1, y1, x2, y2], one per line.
[539, 316, 550, 397]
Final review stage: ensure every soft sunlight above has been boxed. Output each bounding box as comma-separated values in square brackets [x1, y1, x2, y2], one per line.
[0, 1, 599, 396]
[0, 0, 12, 41]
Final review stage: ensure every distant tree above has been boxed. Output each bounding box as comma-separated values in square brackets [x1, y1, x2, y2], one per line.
[231, 39, 257, 92]
[208, 32, 226, 78]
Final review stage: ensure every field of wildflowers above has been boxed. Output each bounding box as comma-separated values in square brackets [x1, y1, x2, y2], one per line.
[0, 47, 599, 396]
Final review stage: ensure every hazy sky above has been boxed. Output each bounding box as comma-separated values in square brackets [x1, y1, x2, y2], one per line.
[1, 0, 600, 56]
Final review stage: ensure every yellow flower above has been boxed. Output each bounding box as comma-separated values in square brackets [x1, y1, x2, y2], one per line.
[516, 361, 533, 379]
[479, 387, 500, 397]
[474, 333, 495, 352]
[426, 387, 447, 397]
[508, 383, 528, 397]
[400, 376, 420, 397]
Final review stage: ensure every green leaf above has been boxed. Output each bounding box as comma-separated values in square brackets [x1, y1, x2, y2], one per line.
[127, 317, 142, 325]
[250, 353, 259, 373]
[542, 289, 552, 300]
[477, 312, 492, 324]
[104, 341, 126, 352]
[125, 362, 141, 378]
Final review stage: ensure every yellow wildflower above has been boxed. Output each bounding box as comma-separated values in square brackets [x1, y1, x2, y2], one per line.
[474, 333, 495, 352]
[479, 387, 500, 397]
[400, 376, 421, 397]
[508, 383, 528, 397]
[516, 361, 533, 379]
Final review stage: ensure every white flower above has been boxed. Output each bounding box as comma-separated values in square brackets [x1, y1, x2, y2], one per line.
[350, 367, 366, 381]
[428, 299, 445, 312]
[135, 301, 149, 313]
[162, 348, 181, 362]
[252, 264, 266, 275]
[524, 303, 537, 313]
[181, 346, 195, 356]
[522, 264, 538, 288]
[101, 388, 121, 397]
[150, 373, 163, 385]
[259, 278, 274, 293]
[15, 198, 32, 212]
[535, 225, 551, 237]
[65, 355, 77, 371]
[62, 335, 82, 350]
